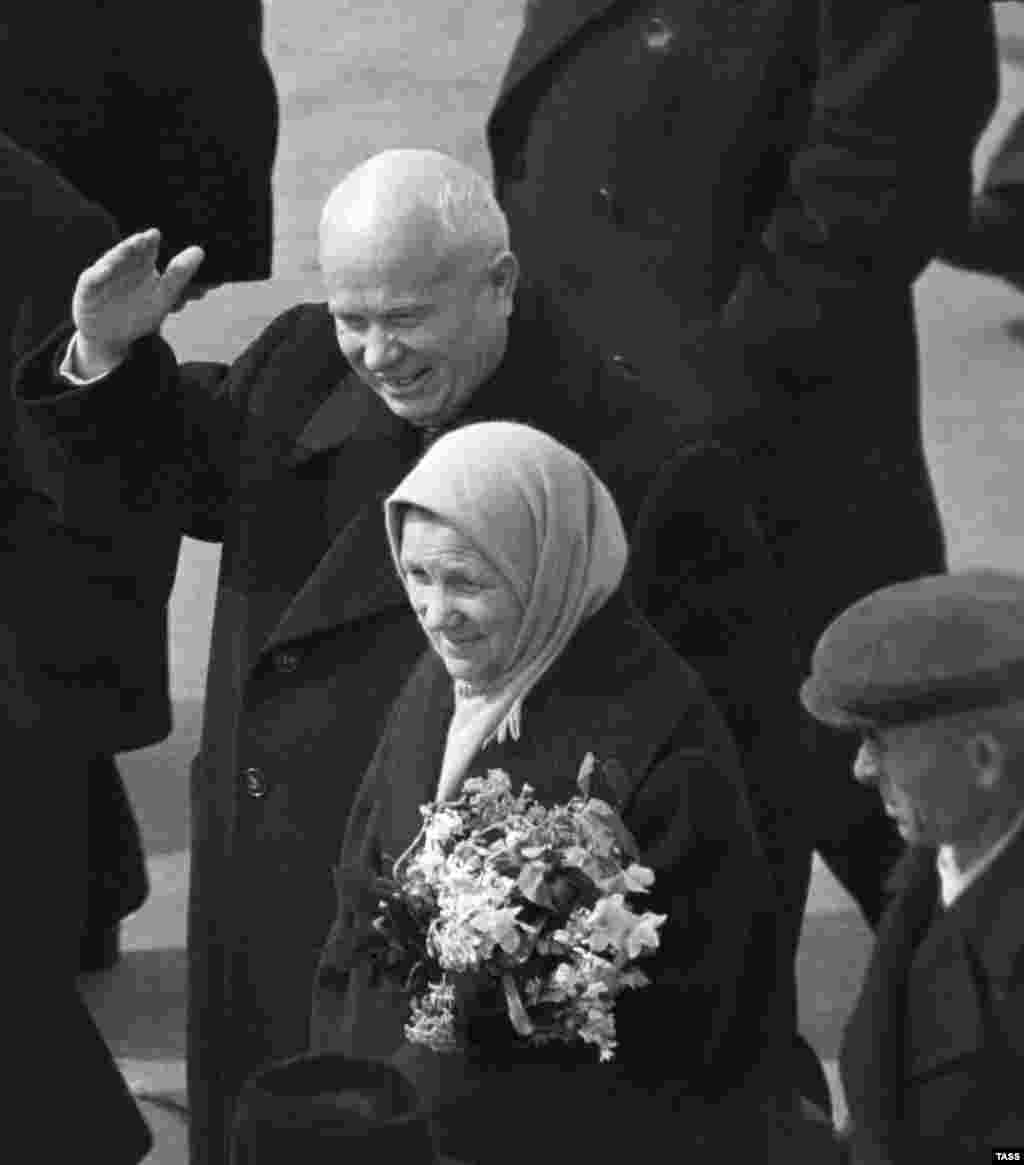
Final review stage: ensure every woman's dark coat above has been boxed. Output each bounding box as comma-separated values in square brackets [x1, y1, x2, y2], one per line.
[16, 294, 809, 1165]
[310, 589, 791, 1163]
[0, 2, 277, 283]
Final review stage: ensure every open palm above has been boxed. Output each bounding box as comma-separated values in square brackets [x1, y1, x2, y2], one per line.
[73, 229, 205, 370]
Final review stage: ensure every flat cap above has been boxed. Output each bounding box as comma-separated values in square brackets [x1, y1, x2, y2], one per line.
[801, 570, 1024, 730]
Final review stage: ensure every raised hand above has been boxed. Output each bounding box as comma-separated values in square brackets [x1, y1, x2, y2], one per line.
[72, 229, 205, 377]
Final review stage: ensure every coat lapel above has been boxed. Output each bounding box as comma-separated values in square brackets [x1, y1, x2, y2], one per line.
[492, 0, 621, 120]
[840, 847, 939, 1133]
[959, 827, 1024, 991]
[903, 901, 986, 1081]
[262, 375, 423, 655]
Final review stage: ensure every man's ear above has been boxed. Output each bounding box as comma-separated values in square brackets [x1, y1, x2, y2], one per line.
[489, 250, 519, 308]
[965, 731, 1004, 791]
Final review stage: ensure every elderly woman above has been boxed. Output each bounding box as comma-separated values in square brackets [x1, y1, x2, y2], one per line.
[283, 421, 835, 1164]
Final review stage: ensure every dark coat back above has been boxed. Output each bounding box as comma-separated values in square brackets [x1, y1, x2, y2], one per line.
[840, 833, 1024, 1164]
[1, 498, 152, 1164]
[16, 296, 807, 1165]
[2, 132, 176, 751]
[0, 2, 277, 282]
[310, 589, 790, 1163]
[485, 0, 1000, 934]
[487, 0, 997, 637]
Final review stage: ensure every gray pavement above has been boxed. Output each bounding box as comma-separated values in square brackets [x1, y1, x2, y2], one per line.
[83, 3, 1024, 1161]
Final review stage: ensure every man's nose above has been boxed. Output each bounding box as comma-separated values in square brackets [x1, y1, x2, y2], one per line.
[362, 325, 401, 372]
[852, 741, 880, 786]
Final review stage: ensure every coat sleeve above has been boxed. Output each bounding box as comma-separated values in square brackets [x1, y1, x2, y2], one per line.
[722, 0, 999, 351]
[628, 437, 812, 925]
[614, 682, 785, 1097]
[1, 133, 120, 517]
[91, 0, 278, 283]
[13, 305, 311, 543]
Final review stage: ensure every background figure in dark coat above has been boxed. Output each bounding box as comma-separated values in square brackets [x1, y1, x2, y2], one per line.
[2, 133, 179, 973]
[0, 2, 277, 284]
[802, 571, 1024, 1162]
[15, 151, 813, 1164]
[487, 0, 999, 928]
[1, 132, 152, 1165]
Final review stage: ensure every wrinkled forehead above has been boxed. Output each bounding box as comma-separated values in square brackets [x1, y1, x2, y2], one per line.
[322, 226, 455, 301]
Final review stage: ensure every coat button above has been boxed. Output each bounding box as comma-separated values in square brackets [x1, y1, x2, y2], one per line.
[242, 766, 268, 799]
[606, 352, 641, 381]
[272, 649, 301, 674]
[594, 184, 624, 226]
[644, 15, 676, 51]
[505, 150, 527, 181]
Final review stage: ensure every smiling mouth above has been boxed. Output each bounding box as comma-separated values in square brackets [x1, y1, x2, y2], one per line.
[440, 635, 482, 652]
[378, 369, 430, 395]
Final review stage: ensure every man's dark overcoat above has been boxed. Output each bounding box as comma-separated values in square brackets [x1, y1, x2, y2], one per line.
[0, 2, 277, 283]
[2, 620, 153, 1165]
[2, 134, 180, 957]
[17, 292, 806, 1165]
[487, 0, 998, 920]
[307, 589, 814, 1164]
[839, 831, 1024, 1165]
[1, 142, 154, 1153]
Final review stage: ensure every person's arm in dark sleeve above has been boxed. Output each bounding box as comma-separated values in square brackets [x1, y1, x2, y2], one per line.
[14, 324, 238, 544]
[723, 0, 999, 352]
[104, 0, 278, 283]
[10, 192, 120, 370]
[616, 677, 783, 1097]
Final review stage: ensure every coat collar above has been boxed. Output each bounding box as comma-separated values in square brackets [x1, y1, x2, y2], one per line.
[284, 365, 403, 468]
[840, 846, 941, 1130]
[492, 0, 621, 121]
[842, 828, 1024, 1126]
[941, 824, 1024, 983]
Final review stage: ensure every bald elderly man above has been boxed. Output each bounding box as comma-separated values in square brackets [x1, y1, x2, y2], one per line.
[803, 571, 1024, 1163]
[16, 149, 813, 1163]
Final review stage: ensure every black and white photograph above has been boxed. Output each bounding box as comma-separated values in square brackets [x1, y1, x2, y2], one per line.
[3, 3, 1024, 1162]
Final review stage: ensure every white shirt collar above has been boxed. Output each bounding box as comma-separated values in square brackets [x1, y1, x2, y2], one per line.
[936, 807, 1024, 907]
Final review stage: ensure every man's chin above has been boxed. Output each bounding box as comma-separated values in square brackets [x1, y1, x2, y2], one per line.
[385, 395, 444, 425]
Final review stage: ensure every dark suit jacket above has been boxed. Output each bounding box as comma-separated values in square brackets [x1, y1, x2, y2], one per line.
[310, 589, 796, 1164]
[16, 294, 806, 1165]
[0, 3, 277, 282]
[840, 831, 1024, 1164]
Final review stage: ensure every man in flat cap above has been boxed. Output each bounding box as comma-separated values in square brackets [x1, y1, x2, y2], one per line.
[802, 570, 1024, 1164]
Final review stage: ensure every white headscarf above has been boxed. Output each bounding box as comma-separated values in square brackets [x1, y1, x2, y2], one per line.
[385, 422, 628, 801]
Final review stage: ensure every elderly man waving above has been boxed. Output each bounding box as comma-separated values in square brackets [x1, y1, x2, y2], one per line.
[17, 149, 811, 1164]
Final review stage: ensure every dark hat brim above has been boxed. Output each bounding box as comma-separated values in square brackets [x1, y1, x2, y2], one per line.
[799, 675, 876, 731]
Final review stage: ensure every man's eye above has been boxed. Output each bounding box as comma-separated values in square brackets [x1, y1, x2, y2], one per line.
[335, 316, 367, 332]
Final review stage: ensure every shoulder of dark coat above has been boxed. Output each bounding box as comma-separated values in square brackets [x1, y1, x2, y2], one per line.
[215, 300, 346, 404]
[536, 588, 733, 764]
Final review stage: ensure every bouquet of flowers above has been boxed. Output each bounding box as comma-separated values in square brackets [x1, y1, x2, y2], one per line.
[362, 754, 666, 1063]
